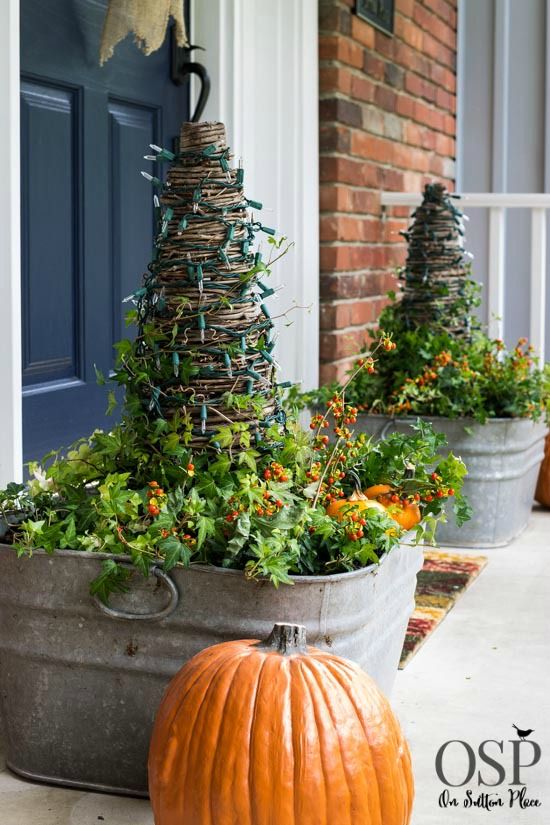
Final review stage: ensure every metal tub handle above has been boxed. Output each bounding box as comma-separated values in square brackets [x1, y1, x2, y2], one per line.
[93, 566, 179, 621]
[380, 418, 398, 439]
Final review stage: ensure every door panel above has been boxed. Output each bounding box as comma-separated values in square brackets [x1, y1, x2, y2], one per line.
[21, 81, 82, 391]
[21, 0, 188, 461]
[109, 100, 159, 343]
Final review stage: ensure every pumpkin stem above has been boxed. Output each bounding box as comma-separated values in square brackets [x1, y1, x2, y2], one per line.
[260, 623, 308, 656]
[349, 469, 362, 493]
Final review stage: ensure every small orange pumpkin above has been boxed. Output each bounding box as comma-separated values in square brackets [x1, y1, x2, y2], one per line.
[364, 483, 392, 499]
[535, 432, 550, 507]
[387, 502, 422, 531]
[326, 489, 387, 520]
[364, 484, 421, 531]
[149, 623, 414, 825]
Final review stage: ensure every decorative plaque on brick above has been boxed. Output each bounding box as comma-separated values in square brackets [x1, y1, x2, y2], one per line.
[356, 0, 394, 35]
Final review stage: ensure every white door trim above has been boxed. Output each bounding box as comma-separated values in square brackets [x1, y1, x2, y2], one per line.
[190, 0, 320, 390]
[0, 0, 22, 485]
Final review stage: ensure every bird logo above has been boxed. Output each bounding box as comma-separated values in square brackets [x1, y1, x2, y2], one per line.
[513, 724, 534, 740]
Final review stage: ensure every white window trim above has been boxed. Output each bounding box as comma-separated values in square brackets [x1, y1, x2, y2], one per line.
[0, 0, 22, 485]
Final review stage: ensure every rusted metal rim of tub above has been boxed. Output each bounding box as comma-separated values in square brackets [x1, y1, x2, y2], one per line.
[362, 414, 546, 453]
[0, 539, 415, 584]
[4, 762, 149, 799]
[363, 413, 545, 424]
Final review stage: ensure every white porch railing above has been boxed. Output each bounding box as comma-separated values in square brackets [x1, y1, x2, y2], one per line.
[380, 192, 550, 363]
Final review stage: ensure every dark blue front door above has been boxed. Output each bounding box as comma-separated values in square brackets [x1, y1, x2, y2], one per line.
[20, 0, 188, 461]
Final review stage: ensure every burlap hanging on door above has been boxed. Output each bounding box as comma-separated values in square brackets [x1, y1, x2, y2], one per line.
[99, 0, 189, 65]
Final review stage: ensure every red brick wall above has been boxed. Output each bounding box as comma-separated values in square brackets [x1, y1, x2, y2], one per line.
[319, 0, 457, 383]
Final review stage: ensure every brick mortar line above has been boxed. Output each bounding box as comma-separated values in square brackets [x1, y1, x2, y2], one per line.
[320, 276, 399, 282]
[318, 104, 457, 126]
[319, 137, 456, 147]
[319, 89, 457, 120]
[318, 29, 456, 74]
[399, 0, 458, 32]
[320, 274, 402, 280]
[320, 241, 406, 247]
[318, 58, 457, 96]
[318, 183, 449, 194]
[319, 147, 456, 160]
[318, 81, 455, 98]
[320, 298, 393, 308]
[319, 146, 457, 164]
[320, 211, 405, 221]
[320, 327, 379, 338]
[317, 73, 457, 98]
[320, 5, 458, 50]
[318, 65, 457, 92]
[320, 269, 404, 276]
[321, 277, 396, 286]
[318, 19, 457, 50]
[319, 238, 407, 245]
[319, 120, 457, 145]
[327, 0, 457, 35]
[319, 350, 377, 367]
[320, 322, 384, 336]
[318, 208, 418, 218]
[317, 216, 415, 224]
[320, 268, 395, 274]
[318, 202, 452, 213]
[319, 122, 455, 139]
[394, 9, 457, 53]
[317, 209, 418, 217]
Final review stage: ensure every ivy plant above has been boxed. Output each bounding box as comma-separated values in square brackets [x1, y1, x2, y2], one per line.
[296, 287, 550, 425]
[0, 338, 469, 599]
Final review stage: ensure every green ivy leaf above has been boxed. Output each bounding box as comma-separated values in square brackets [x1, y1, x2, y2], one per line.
[454, 493, 473, 526]
[196, 515, 215, 549]
[106, 391, 117, 416]
[178, 358, 200, 385]
[226, 512, 251, 558]
[237, 450, 257, 472]
[90, 559, 132, 604]
[94, 365, 106, 386]
[159, 536, 188, 571]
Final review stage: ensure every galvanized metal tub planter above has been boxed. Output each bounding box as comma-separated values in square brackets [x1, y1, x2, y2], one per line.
[355, 414, 546, 547]
[0, 540, 422, 796]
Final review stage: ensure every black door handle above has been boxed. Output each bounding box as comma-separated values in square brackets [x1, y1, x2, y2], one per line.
[171, 33, 211, 123]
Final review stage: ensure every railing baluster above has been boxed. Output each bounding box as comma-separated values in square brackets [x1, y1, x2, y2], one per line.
[488, 206, 505, 340]
[530, 207, 547, 362]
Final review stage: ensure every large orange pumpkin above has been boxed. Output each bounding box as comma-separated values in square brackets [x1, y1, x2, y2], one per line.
[535, 432, 550, 507]
[149, 623, 414, 825]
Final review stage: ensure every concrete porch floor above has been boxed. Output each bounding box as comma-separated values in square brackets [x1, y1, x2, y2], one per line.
[0, 509, 548, 824]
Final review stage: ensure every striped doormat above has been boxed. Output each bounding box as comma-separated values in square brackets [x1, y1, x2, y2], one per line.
[399, 550, 488, 668]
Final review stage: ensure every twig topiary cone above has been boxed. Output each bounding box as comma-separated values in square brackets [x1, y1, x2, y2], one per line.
[124, 121, 282, 450]
[399, 182, 472, 337]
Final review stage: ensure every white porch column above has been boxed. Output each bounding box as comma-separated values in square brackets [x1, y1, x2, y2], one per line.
[191, 0, 320, 390]
[0, 0, 22, 484]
